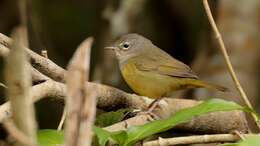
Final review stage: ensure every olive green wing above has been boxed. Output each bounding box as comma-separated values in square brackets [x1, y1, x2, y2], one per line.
[135, 55, 198, 79]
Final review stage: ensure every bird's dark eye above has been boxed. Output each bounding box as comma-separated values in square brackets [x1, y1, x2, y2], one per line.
[121, 42, 130, 50]
[123, 43, 129, 48]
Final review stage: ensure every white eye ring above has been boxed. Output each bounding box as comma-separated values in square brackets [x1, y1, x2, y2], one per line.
[121, 42, 130, 50]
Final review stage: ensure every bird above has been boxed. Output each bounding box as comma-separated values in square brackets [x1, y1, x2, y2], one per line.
[105, 33, 227, 108]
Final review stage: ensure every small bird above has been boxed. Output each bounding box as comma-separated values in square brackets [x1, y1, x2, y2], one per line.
[106, 33, 227, 100]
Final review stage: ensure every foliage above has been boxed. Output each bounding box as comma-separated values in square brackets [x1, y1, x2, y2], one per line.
[94, 98, 247, 146]
[37, 130, 64, 146]
[37, 99, 257, 146]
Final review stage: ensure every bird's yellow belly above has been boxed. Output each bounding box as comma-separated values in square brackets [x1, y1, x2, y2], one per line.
[121, 63, 179, 99]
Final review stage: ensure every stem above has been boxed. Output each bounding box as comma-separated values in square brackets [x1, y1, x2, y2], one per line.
[202, 0, 260, 129]
[143, 134, 252, 146]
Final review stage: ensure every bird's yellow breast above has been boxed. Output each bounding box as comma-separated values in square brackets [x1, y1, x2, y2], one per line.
[121, 60, 180, 99]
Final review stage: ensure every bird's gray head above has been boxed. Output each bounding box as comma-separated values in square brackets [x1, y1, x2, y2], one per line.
[105, 33, 152, 65]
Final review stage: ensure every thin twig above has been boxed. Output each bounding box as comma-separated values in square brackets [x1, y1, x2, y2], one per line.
[143, 134, 255, 146]
[202, 0, 260, 129]
[57, 108, 66, 131]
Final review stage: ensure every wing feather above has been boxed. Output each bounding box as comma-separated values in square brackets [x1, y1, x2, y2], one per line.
[135, 54, 198, 79]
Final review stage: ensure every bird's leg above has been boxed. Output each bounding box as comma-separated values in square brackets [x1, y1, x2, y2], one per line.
[136, 98, 164, 120]
[147, 98, 163, 113]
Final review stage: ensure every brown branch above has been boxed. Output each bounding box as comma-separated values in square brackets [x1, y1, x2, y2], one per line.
[142, 134, 254, 146]
[0, 33, 66, 82]
[0, 43, 50, 84]
[0, 81, 146, 123]
[77, 38, 96, 146]
[31, 67, 50, 84]
[4, 31, 37, 146]
[0, 80, 249, 134]
[202, 0, 260, 129]
[65, 37, 95, 146]
[0, 44, 10, 57]
[0, 80, 65, 122]
[0, 33, 145, 111]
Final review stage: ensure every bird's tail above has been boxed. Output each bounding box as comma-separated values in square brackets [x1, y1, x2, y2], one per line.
[187, 79, 228, 92]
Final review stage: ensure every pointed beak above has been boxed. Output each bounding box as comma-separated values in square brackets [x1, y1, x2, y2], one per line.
[104, 46, 118, 51]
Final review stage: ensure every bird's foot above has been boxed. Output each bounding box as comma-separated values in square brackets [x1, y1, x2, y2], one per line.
[134, 98, 163, 120]
[137, 110, 160, 121]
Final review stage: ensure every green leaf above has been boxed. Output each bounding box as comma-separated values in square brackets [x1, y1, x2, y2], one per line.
[37, 129, 64, 146]
[95, 108, 131, 127]
[111, 131, 128, 146]
[122, 98, 245, 146]
[93, 126, 112, 146]
[218, 135, 260, 146]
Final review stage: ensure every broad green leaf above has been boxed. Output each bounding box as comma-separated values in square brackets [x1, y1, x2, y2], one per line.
[95, 108, 130, 127]
[218, 135, 260, 146]
[122, 99, 245, 146]
[37, 129, 64, 146]
[111, 131, 128, 146]
[94, 126, 129, 146]
[93, 126, 112, 146]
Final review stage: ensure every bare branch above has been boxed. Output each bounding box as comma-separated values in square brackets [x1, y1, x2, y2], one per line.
[142, 134, 253, 146]
[0, 80, 65, 122]
[0, 80, 249, 134]
[4, 31, 37, 146]
[77, 38, 96, 146]
[31, 67, 50, 84]
[0, 33, 66, 82]
[0, 44, 10, 57]
[65, 37, 95, 146]
[0, 37, 50, 84]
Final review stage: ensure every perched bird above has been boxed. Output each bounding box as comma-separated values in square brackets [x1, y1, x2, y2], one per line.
[106, 33, 227, 100]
